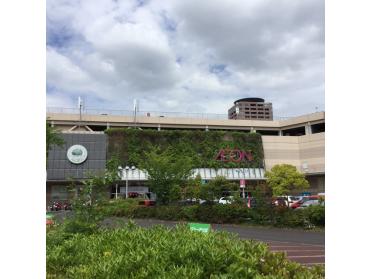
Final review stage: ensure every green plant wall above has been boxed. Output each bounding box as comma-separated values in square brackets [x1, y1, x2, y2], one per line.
[106, 129, 264, 168]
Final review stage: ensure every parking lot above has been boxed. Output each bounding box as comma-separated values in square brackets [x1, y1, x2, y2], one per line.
[98, 217, 325, 266]
[267, 240, 325, 266]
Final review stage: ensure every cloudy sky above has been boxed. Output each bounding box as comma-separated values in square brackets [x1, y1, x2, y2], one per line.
[46, 0, 324, 117]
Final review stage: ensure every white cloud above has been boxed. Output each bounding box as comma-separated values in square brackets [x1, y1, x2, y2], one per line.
[46, 0, 324, 117]
[46, 47, 92, 93]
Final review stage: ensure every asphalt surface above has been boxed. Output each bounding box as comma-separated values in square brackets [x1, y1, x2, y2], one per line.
[49, 211, 325, 266]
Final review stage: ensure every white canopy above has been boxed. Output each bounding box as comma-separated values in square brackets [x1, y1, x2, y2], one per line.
[119, 168, 265, 181]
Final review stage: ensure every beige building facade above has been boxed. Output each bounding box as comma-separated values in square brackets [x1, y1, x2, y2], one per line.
[262, 133, 325, 193]
[47, 109, 325, 193]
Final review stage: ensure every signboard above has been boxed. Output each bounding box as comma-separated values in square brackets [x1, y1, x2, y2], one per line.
[215, 149, 253, 163]
[240, 179, 245, 188]
[67, 145, 88, 164]
[188, 223, 211, 233]
[46, 213, 54, 220]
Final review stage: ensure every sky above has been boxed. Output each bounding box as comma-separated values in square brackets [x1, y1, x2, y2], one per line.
[46, 0, 324, 117]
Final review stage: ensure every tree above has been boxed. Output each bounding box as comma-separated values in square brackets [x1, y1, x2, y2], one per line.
[182, 174, 202, 200]
[139, 146, 193, 205]
[46, 119, 64, 161]
[265, 164, 309, 198]
[200, 176, 238, 202]
[70, 157, 121, 222]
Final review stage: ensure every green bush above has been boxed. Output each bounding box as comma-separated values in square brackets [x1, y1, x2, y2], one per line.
[271, 208, 306, 228]
[47, 224, 324, 278]
[93, 199, 325, 229]
[61, 218, 99, 235]
[97, 199, 140, 218]
[303, 205, 325, 226]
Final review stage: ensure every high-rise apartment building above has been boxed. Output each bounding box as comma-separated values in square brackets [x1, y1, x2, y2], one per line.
[228, 98, 273, 120]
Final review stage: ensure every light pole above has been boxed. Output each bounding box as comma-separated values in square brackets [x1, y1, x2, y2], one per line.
[117, 166, 123, 200]
[124, 165, 136, 198]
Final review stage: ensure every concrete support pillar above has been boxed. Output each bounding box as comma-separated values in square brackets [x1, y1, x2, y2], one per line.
[205, 125, 209, 131]
[305, 122, 312, 135]
[107, 122, 110, 129]
[279, 130, 283, 136]
[158, 124, 161, 131]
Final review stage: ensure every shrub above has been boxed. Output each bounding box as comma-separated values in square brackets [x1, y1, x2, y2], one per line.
[97, 199, 140, 217]
[93, 200, 325, 229]
[61, 218, 99, 235]
[303, 205, 325, 226]
[47, 224, 324, 278]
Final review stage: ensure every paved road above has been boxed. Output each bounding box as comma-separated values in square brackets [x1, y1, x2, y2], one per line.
[50, 212, 325, 266]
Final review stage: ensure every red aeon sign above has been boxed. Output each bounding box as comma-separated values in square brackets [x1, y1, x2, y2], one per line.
[215, 149, 253, 162]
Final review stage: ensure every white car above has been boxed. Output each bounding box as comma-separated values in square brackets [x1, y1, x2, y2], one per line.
[218, 196, 234, 205]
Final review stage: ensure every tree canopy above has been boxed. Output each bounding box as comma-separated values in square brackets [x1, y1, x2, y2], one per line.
[139, 146, 193, 205]
[265, 164, 309, 196]
[200, 176, 238, 201]
[46, 120, 64, 160]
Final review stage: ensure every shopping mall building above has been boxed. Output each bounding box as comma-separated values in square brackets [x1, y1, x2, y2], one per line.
[46, 108, 325, 205]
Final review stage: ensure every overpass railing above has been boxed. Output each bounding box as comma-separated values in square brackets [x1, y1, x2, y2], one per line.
[46, 107, 298, 121]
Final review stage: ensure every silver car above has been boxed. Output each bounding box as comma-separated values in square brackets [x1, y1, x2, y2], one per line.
[297, 199, 324, 209]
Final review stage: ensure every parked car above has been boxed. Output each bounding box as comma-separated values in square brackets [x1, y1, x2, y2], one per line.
[296, 199, 324, 209]
[272, 197, 288, 207]
[218, 196, 234, 205]
[290, 195, 320, 209]
[272, 196, 301, 207]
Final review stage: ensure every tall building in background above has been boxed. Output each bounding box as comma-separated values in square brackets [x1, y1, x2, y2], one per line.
[228, 98, 273, 120]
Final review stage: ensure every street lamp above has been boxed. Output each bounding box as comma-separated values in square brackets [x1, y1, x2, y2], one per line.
[123, 165, 136, 198]
[117, 166, 123, 200]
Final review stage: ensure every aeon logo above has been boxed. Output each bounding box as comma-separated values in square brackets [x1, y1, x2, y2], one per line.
[215, 149, 253, 163]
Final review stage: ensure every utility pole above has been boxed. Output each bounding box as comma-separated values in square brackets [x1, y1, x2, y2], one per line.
[78, 96, 83, 128]
[133, 99, 139, 129]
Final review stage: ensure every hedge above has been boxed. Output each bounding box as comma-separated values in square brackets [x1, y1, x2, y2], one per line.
[47, 223, 324, 278]
[97, 200, 325, 228]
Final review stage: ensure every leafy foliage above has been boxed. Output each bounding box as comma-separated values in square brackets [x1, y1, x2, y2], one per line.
[67, 157, 122, 225]
[106, 128, 264, 168]
[46, 119, 64, 161]
[200, 176, 238, 201]
[303, 205, 325, 227]
[181, 174, 203, 200]
[138, 146, 193, 205]
[265, 164, 310, 196]
[97, 199, 324, 228]
[47, 224, 325, 278]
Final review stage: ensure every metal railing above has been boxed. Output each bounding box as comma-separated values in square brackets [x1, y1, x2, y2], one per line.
[46, 106, 310, 121]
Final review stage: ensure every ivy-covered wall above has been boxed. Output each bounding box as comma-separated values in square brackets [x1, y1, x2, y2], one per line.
[106, 129, 264, 168]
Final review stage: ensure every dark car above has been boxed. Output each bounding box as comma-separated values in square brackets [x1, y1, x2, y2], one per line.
[272, 197, 288, 207]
